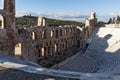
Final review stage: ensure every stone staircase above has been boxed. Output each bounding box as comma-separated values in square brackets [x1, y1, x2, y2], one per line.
[0, 52, 119, 80]
[85, 27, 120, 74]
[58, 53, 99, 73]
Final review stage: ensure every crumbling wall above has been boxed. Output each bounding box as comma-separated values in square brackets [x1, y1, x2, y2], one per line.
[0, 0, 97, 64]
[85, 12, 97, 36]
[15, 13, 97, 63]
[0, 0, 15, 55]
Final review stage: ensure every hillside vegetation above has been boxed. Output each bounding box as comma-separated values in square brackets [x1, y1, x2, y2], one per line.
[15, 15, 85, 28]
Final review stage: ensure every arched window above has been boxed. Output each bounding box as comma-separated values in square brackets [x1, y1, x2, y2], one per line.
[60, 29, 62, 36]
[51, 30, 54, 37]
[38, 49, 41, 57]
[54, 44, 58, 52]
[32, 32, 35, 40]
[77, 40, 80, 47]
[55, 30, 58, 38]
[15, 43, 22, 58]
[42, 31, 46, 39]
[65, 29, 67, 35]
[69, 28, 72, 33]
[42, 18, 46, 26]
[41, 47, 46, 57]
[48, 46, 51, 55]
[41, 47, 45, 56]
[0, 15, 5, 29]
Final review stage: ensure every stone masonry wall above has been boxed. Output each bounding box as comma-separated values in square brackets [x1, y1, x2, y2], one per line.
[0, 0, 15, 56]
[0, 0, 97, 64]
[14, 14, 96, 63]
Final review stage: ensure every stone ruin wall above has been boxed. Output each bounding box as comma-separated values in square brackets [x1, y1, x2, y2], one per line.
[85, 12, 97, 35]
[0, 0, 15, 56]
[0, 0, 97, 63]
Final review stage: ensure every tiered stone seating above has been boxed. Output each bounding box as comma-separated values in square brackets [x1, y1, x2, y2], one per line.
[59, 54, 97, 73]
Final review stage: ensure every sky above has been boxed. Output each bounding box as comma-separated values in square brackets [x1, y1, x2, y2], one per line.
[1, 0, 120, 22]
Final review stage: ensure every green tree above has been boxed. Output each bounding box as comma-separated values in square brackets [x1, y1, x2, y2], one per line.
[117, 15, 120, 22]
[112, 17, 115, 23]
[108, 18, 112, 24]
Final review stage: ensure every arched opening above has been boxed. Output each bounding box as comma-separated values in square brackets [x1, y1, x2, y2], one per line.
[38, 49, 41, 57]
[60, 29, 62, 36]
[69, 28, 72, 33]
[15, 43, 22, 58]
[42, 31, 46, 39]
[48, 46, 51, 56]
[42, 18, 46, 26]
[38, 17, 46, 26]
[41, 47, 46, 57]
[65, 29, 67, 35]
[41, 47, 44, 57]
[54, 44, 58, 52]
[55, 30, 58, 38]
[0, 15, 5, 29]
[77, 40, 80, 47]
[32, 32, 35, 40]
[52, 46, 54, 54]
[50, 30, 54, 37]
[38, 17, 43, 26]
[65, 41, 67, 48]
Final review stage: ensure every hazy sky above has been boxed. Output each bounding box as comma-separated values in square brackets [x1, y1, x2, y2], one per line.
[1, 0, 120, 22]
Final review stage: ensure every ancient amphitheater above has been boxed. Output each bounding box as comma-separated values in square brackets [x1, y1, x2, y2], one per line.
[0, 0, 120, 80]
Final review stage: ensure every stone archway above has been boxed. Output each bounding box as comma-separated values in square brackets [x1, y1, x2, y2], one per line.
[0, 15, 5, 29]
[14, 43, 22, 58]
